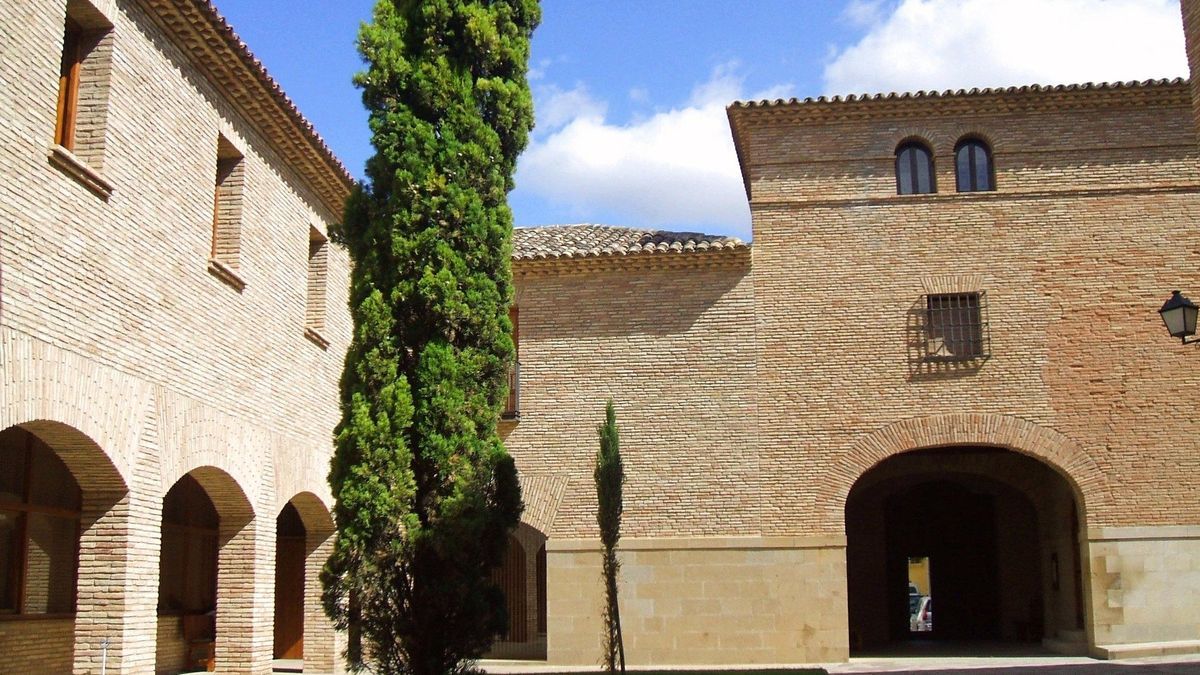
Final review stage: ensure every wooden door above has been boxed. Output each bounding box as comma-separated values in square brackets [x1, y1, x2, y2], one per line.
[274, 534, 306, 659]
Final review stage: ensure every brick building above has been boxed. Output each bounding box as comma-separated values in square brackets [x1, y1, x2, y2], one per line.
[1, 0, 351, 672]
[495, 4, 1200, 668]
[5, 0, 1200, 674]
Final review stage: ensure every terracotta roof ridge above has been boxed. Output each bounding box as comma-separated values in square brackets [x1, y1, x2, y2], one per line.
[729, 77, 1189, 109]
[138, 0, 354, 216]
[512, 223, 748, 261]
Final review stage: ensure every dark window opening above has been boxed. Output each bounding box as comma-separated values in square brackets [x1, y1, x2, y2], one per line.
[955, 138, 994, 192]
[896, 141, 935, 195]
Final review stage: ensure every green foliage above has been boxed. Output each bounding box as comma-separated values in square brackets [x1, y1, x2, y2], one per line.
[595, 400, 626, 673]
[322, 1, 538, 673]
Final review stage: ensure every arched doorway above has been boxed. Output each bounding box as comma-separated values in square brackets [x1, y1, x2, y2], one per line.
[274, 503, 306, 661]
[486, 522, 548, 660]
[156, 467, 255, 673]
[845, 446, 1084, 652]
[273, 492, 336, 672]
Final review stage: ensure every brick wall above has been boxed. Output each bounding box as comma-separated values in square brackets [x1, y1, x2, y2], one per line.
[506, 254, 758, 540]
[735, 83, 1200, 534]
[0, 0, 349, 672]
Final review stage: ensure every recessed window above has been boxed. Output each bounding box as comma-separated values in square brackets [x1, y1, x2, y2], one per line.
[503, 306, 520, 420]
[306, 227, 328, 332]
[54, 3, 112, 161]
[955, 138, 994, 192]
[211, 136, 245, 271]
[896, 141, 935, 195]
[0, 427, 81, 616]
[924, 292, 989, 361]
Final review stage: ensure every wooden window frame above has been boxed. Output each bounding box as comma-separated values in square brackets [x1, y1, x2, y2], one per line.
[0, 431, 82, 619]
[55, 18, 84, 151]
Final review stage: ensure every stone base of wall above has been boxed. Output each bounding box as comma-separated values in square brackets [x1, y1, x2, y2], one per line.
[547, 536, 848, 666]
[1088, 526, 1200, 651]
[0, 618, 73, 673]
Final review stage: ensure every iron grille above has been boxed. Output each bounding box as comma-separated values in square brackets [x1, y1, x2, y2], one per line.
[922, 292, 990, 362]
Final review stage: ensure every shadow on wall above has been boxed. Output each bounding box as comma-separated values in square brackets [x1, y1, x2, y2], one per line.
[518, 257, 750, 340]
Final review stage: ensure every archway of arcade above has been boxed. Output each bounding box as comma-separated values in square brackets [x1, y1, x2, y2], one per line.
[845, 446, 1085, 652]
[486, 522, 548, 660]
[0, 422, 131, 674]
[155, 467, 255, 673]
[273, 493, 337, 671]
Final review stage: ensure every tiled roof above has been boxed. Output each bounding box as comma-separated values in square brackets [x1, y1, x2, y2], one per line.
[137, 0, 354, 216]
[728, 78, 1188, 109]
[513, 225, 747, 261]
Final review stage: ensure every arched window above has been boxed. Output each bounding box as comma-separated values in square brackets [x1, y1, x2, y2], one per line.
[0, 426, 81, 616]
[955, 138, 994, 192]
[896, 141, 935, 195]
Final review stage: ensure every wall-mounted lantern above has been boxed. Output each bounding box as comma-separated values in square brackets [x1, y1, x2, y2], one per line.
[1159, 290, 1199, 344]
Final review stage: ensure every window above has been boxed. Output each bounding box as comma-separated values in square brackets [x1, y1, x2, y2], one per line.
[50, 2, 115, 197]
[209, 136, 246, 290]
[503, 306, 519, 419]
[157, 475, 218, 614]
[55, 19, 84, 151]
[955, 138, 994, 192]
[924, 292, 989, 361]
[0, 427, 81, 616]
[896, 141, 935, 195]
[307, 227, 328, 332]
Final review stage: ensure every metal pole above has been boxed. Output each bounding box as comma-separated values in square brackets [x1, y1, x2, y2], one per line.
[100, 637, 109, 675]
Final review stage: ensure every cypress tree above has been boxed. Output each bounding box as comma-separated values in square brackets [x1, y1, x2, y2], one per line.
[595, 400, 626, 673]
[322, 1, 538, 673]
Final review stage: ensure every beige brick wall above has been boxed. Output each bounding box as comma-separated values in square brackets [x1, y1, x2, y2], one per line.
[547, 537, 847, 666]
[507, 255, 758, 541]
[1, 0, 349, 672]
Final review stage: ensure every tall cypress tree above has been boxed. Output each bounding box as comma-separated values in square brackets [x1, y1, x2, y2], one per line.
[322, 1, 538, 673]
[595, 400, 626, 673]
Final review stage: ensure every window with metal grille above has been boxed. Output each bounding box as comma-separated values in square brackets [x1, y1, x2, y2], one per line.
[923, 292, 989, 361]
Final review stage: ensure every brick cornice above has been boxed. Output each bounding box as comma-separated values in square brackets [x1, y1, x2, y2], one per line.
[134, 0, 353, 218]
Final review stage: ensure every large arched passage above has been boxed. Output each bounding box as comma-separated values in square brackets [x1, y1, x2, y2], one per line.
[845, 446, 1085, 652]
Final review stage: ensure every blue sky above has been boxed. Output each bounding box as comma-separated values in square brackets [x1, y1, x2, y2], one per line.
[213, 0, 1187, 238]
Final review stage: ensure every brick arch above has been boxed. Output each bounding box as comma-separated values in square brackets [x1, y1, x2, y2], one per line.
[11, 419, 127, 494]
[158, 394, 268, 504]
[272, 435, 333, 528]
[282, 490, 335, 539]
[185, 465, 255, 528]
[0, 332, 153, 487]
[518, 472, 568, 536]
[823, 412, 1113, 532]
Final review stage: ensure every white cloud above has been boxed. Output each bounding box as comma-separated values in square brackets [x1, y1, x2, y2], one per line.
[516, 66, 786, 237]
[824, 0, 1187, 96]
[535, 84, 606, 131]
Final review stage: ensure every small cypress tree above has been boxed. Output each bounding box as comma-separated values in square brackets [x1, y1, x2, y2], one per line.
[595, 400, 626, 673]
[322, 1, 539, 673]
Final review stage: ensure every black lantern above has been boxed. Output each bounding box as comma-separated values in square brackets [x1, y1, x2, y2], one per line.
[1159, 290, 1199, 344]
